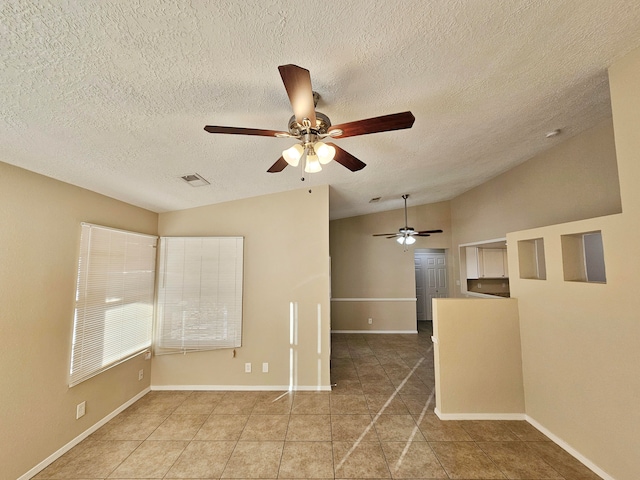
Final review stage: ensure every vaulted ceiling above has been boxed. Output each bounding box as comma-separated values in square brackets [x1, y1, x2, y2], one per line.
[3, 1, 640, 219]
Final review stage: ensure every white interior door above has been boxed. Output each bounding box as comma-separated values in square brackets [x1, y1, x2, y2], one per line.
[415, 251, 449, 321]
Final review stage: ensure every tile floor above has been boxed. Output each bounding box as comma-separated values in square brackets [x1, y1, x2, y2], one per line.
[34, 323, 601, 479]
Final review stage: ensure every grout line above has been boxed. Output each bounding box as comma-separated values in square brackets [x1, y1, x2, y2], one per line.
[334, 357, 425, 472]
[394, 387, 435, 473]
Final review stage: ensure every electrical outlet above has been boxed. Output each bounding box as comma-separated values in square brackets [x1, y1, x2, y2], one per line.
[368, 318, 373, 324]
[138, 369, 144, 380]
[262, 362, 269, 373]
[245, 362, 252, 373]
[477, 283, 482, 288]
[76, 401, 86, 419]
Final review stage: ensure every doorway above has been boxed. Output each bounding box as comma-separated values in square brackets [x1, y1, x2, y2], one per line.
[414, 249, 449, 322]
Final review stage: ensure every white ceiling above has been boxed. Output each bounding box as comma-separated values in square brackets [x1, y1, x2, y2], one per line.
[2, 1, 640, 220]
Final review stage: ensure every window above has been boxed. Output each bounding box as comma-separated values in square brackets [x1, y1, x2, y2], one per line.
[561, 230, 606, 283]
[155, 236, 244, 355]
[70, 223, 157, 387]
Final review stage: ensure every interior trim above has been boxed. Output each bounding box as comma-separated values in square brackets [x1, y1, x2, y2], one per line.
[525, 415, 613, 480]
[331, 297, 417, 302]
[434, 408, 525, 421]
[331, 330, 418, 334]
[150, 385, 332, 391]
[18, 387, 151, 480]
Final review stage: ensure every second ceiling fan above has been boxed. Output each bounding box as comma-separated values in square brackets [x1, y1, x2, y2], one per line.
[373, 194, 443, 246]
[204, 64, 415, 174]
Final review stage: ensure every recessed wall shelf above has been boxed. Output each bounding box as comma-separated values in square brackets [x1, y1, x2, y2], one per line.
[517, 238, 546, 280]
[561, 231, 606, 283]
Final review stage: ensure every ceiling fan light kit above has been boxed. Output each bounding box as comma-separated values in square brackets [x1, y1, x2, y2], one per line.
[204, 64, 415, 176]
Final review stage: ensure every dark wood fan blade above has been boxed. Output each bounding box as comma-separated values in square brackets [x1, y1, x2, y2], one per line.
[328, 111, 415, 138]
[372, 233, 399, 237]
[327, 143, 366, 171]
[416, 229, 443, 234]
[267, 156, 288, 173]
[278, 64, 316, 127]
[204, 126, 284, 137]
[415, 233, 431, 237]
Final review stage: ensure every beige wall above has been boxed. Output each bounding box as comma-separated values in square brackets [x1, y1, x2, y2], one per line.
[502, 48, 640, 480]
[432, 298, 524, 417]
[0, 161, 158, 480]
[329, 201, 452, 331]
[152, 186, 331, 390]
[450, 119, 621, 296]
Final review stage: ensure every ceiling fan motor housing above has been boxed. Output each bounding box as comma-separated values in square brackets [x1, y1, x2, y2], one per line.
[287, 111, 332, 137]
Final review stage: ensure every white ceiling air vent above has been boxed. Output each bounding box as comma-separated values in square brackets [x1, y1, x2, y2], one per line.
[181, 173, 210, 187]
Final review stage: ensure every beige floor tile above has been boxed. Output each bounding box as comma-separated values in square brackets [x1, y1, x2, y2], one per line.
[240, 414, 290, 441]
[278, 441, 334, 478]
[35, 440, 140, 479]
[527, 441, 603, 480]
[221, 441, 284, 478]
[459, 420, 519, 442]
[291, 392, 330, 414]
[393, 379, 431, 395]
[365, 394, 410, 415]
[417, 414, 473, 441]
[252, 392, 294, 414]
[399, 394, 434, 416]
[148, 413, 209, 441]
[165, 440, 236, 478]
[360, 381, 401, 396]
[331, 414, 379, 442]
[330, 394, 369, 414]
[374, 414, 425, 442]
[173, 391, 225, 414]
[286, 414, 332, 441]
[107, 440, 188, 478]
[429, 441, 506, 479]
[359, 372, 392, 385]
[352, 355, 381, 367]
[477, 442, 563, 479]
[331, 357, 355, 368]
[333, 441, 391, 478]
[127, 391, 191, 415]
[92, 413, 167, 441]
[214, 392, 260, 414]
[331, 366, 360, 381]
[381, 441, 448, 479]
[356, 364, 389, 378]
[194, 414, 249, 440]
[330, 379, 364, 395]
[499, 420, 553, 442]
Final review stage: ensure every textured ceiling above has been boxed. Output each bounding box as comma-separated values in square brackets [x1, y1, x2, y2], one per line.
[2, 1, 640, 220]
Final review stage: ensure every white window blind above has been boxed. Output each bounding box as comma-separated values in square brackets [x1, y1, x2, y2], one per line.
[70, 223, 157, 387]
[155, 236, 243, 355]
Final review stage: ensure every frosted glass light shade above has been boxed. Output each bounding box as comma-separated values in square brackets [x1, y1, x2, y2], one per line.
[314, 141, 336, 164]
[282, 144, 304, 167]
[397, 235, 416, 245]
[304, 155, 322, 173]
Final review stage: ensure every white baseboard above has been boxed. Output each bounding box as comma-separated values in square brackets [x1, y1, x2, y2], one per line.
[434, 408, 525, 421]
[525, 415, 614, 480]
[19, 387, 151, 480]
[151, 384, 332, 392]
[331, 330, 418, 334]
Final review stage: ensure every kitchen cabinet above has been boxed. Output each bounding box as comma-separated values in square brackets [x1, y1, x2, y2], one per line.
[466, 247, 508, 279]
[466, 247, 480, 279]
